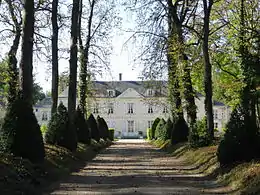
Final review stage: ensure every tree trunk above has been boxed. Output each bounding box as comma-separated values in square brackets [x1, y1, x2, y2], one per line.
[68, 0, 80, 128]
[19, 0, 34, 105]
[202, 0, 214, 141]
[78, 0, 95, 115]
[51, 0, 59, 114]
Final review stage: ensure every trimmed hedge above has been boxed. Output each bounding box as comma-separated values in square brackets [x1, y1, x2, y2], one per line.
[97, 116, 109, 140]
[155, 118, 166, 139]
[45, 102, 77, 151]
[108, 128, 115, 141]
[75, 107, 90, 144]
[189, 117, 211, 148]
[0, 95, 45, 163]
[88, 114, 100, 142]
[151, 117, 160, 139]
[171, 117, 189, 145]
[217, 106, 260, 166]
[147, 128, 152, 140]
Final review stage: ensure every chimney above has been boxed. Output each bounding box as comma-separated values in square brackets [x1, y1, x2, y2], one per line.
[119, 73, 122, 81]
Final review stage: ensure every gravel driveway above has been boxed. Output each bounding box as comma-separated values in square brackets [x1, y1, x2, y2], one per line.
[47, 140, 234, 195]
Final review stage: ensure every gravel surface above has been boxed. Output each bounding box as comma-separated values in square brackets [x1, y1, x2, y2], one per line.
[47, 140, 235, 195]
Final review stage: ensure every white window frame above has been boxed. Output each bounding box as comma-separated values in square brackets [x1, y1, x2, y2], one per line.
[42, 112, 48, 121]
[163, 106, 168, 113]
[127, 103, 134, 114]
[107, 90, 114, 97]
[214, 110, 218, 120]
[148, 89, 153, 96]
[214, 122, 218, 129]
[148, 120, 153, 129]
[93, 103, 99, 114]
[127, 120, 134, 132]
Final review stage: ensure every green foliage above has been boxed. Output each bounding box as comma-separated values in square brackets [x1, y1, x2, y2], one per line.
[151, 117, 160, 139]
[108, 128, 114, 141]
[40, 124, 47, 135]
[75, 107, 90, 144]
[97, 116, 109, 140]
[156, 118, 173, 141]
[45, 102, 77, 151]
[189, 117, 211, 148]
[147, 128, 152, 140]
[171, 117, 189, 145]
[87, 113, 100, 142]
[155, 118, 166, 139]
[0, 95, 45, 163]
[217, 106, 260, 166]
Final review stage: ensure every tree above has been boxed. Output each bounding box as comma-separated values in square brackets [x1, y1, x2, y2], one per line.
[51, 0, 59, 114]
[68, 0, 80, 142]
[202, 0, 214, 141]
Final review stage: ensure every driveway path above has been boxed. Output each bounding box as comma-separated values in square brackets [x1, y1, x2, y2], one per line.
[47, 140, 234, 195]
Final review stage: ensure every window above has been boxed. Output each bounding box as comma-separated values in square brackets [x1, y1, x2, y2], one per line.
[93, 103, 99, 114]
[128, 120, 134, 132]
[214, 110, 218, 119]
[35, 109, 38, 112]
[214, 122, 218, 129]
[148, 105, 153, 113]
[163, 106, 168, 113]
[127, 103, 134, 113]
[148, 89, 153, 96]
[108, 103, 114, 114]
[107, 90, 114, 97]
[42, 112, 48, 121]
[148, 120, 153, 129]
[221, 111, 225, 119]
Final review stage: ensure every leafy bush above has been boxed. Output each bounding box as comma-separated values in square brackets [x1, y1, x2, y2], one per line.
[75, 107, 90, 144]
[147, 128, 152, 140]
[189, 117, 211, 148]
[40, 124, 48, 135]
[45, 102, 77, 151]
[151, 118, 160, 139]
[171, 117, 189, 145]
[97, 116, 109, 140]
[155, 118, 166, 139]
[88, 114, 100, 142]
[108, 128, 115, 141]
[0, 95, 45, 163]
[217, 106, 260, 166]
[156, 118, 173, 141]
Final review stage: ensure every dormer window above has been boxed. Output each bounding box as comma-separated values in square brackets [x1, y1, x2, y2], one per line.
[107, 90, 115, 97]
[147, 89, 153, 96]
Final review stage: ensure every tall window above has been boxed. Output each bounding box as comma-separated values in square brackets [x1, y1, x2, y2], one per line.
[127, 103, 134, 113]
[214, 122, 218, 129]
[128, 120, 134, 132]
[42, 112, 48, 121]
[148, 120, 153, 128]
[108, 103, 114, 114]
[93, 103, 99, 114]
[148, 105, 153, 113]
[163, 106, 168, 113]
[214, 110, 218, 119]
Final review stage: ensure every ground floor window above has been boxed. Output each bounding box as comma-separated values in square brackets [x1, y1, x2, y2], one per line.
[127, 120, 134, 132]
[148, 120, 153, 129]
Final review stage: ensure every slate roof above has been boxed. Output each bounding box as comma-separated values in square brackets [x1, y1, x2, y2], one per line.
[35, 80, 227, 107]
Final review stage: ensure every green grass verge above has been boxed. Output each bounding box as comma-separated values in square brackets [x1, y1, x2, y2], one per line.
[0, 139, 113, 195]
[150, 139, 260, 194]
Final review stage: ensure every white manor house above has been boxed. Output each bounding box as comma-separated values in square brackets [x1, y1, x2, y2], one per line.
[34, 75, 231, 138]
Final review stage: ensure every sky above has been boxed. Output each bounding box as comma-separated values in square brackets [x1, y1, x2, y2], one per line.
[34, 4, 143, 93]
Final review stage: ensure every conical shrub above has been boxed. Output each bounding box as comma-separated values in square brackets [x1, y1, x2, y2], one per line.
[171, 117, 189, 145]
[45, 102, 77, 151]
[0, 95, 45, 163]
[97, 116, 109, 140]
[88, 113, 100, 142]
[75, 107, 90, 144]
